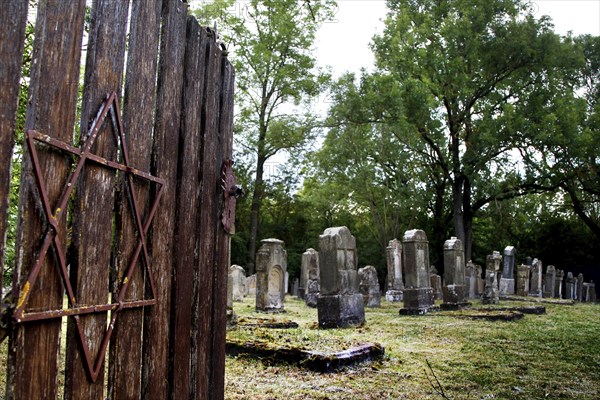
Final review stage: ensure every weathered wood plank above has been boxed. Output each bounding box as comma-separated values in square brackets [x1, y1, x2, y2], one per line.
[210, 55, 235, 400]
[7, 1, 86, 399]
[107, 0, 161, 399]
[170, 16, 207, 399]
[193, 31, 223, 400]
[0, 1, 28, 280]
[143, 0, 187, 399]
[65, 1, 130, 398]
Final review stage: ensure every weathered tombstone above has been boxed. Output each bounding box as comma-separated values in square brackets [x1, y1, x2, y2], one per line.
[317, 227, 365, 328]
[465, 260, 477, 299]
[482, 251, 501, 304]
[285, 271, 290, 295]
[291, 277, 299, 297]
[229, 265, 246, 302]
[441, 237, 468, 309]
[589, 280, 597, 303]
[577, 273, 584, 302]
[525, 256, 533, 266]
[385, 239, 404, 302]
[499, 246, 516, 296]
[359, 266, 381, 308]
[529, 258, 543, 298]
[582, 282, 591, 302]
[298, 250, 309, 299]
[554, 269, 564, 299]
[475, 264, 484, 296]
[246, 274, 257, 296]
[543, 265, 556, 298]
[227, 272, 237, 328]
[304, 249, 320, 308]
[430, 266, 443, 301]
[255, 239, 287, 312]
[516, 264, 531, 296]
[565, 272, 575, 300]
[399, 229, 436, 315]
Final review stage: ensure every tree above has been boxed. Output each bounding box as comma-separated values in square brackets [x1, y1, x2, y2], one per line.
[194, 0, 335, 274]
[371, 0, 577, 260]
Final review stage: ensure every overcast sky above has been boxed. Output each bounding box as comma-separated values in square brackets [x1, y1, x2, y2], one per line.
[315, 0, 600, 79]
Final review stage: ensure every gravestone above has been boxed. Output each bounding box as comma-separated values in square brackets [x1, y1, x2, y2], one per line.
[255, 238, 287, 312]
[291, 277, 299, 297]
[516, 264, 530, 296]
[582, 282, 591, 302]
[399, 229, 436, 315]
[441, 237, 468, 309]
[285, 271, 290, 295]
[577, 273, 584, 302]
[482, 251, 501, 304]
[565, 272, 575, 300]
[298, 253, 308, 299]
[430, 266, 443, 301]
[385, 239, 404, 302]
[475, 264, 484, 296]
[229, 265, 246, 302]
[303, 248, 320, 307]
[227, 272, 237, 327]
[317, 227, 365, 328]
[543, 265, 556, 298]
[555, 269, 564, 299]
[499, 246, 516, 296]
[465, 260, 477, 299]
[246, 274, 257, 296]
[529, 258, 543, 298]
[589, 281, 597, 302]
[359, 265, 381, 308]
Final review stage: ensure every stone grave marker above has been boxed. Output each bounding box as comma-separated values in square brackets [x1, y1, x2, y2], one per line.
[229, 265, 246, 302]
[476, 264, 484, 296]
[246, 274, 256, 296]
[482, 251, 501, 304]
[430, 266, 443, 301]
[516, 264, 530, 297]
[291, 277, 299, 297]
[529, 258, 543, 298]
[441, 237, 468, 309]
[385, 239, 404, 302]
[465, 260, 477, 300]
[555, 269, 564, 299]
[565, 272, 575, 300]
[577, 273, 584, 301]
[589, 281, 596, 302]
[499, 246, 516, 296]
[359, 265, 381, 308]
[255, 238, 287, 312]
[399, 229, 436, 315]
[317, 227, 365, 328]
[543, 265, 556, 298]
[304, 248, 320, 308]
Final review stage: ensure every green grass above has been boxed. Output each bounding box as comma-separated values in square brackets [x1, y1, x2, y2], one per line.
[225, 297, 600, 400]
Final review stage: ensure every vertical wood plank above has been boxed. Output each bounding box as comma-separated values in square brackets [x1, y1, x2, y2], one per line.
[210, 55, 235, 400]
[0, 0, 28, 279]
[106, 0, 161, 399]
[193, 32, 223, 400]
[7, 1, 86, 399]
[171, 16, 207, 399]
[65, 0, 130, 398]
[142, 0, 187, 399]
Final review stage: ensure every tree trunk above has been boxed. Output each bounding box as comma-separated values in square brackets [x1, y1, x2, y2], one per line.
[247, 153, 266, 275]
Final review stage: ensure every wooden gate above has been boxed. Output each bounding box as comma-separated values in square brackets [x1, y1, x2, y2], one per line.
[0, 1, 235, 399]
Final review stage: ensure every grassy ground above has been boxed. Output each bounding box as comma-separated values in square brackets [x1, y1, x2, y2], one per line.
[225, 297, 600, 400]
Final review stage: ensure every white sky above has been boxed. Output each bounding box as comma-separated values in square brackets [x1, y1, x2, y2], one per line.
[315, 0, 600, 79]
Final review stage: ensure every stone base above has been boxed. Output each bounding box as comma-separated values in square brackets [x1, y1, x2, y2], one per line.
[442, 284, 466, 304]
[528, 291, 542, 298]
[385, 290, 403, 302]
[499, 278, 515, 296]
[400, 288, 436, 315]
[317, 294, 365, 329]
[440, 302, 471, 310]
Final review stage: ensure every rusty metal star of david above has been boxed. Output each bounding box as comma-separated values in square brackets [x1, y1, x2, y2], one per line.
[13, 91, 164, 382]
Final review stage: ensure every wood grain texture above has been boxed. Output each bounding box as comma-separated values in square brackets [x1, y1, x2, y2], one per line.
[7, 1, 86, 399]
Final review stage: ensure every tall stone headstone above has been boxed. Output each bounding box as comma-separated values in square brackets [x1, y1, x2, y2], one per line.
[516, 264, 530, 296]
[583, 282, 591, 302]
[529, 258, 543, 298]
[229, 265, 247, 302]
[359, 265, 381, 308]
[499, 246, 516, 296]
[441, 237, 468, 309]
[482, 251, 501, 304]
[430, 266, 443, 301]
[298, 253, 308, 299]
[385, 239, 404, 302]
[226, 272, 237, 327]
[589, 280, 597, 303]
[543, 265, 556, 298]
[475, 264, 484, 296]
[554, 269, 564, 299]
[246, 274, 257, 296]
[565, 272, 576, 300]
[465, 260, 477, 300]
[291, 277, 299, 297]
[317, 227, 365, 328]
[399, 229, 436, 315]
[577, 273, 584, 302]
[285, 271, 290, 295]
[303, 248, 320, 308]
[255, 239, 287, 312]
